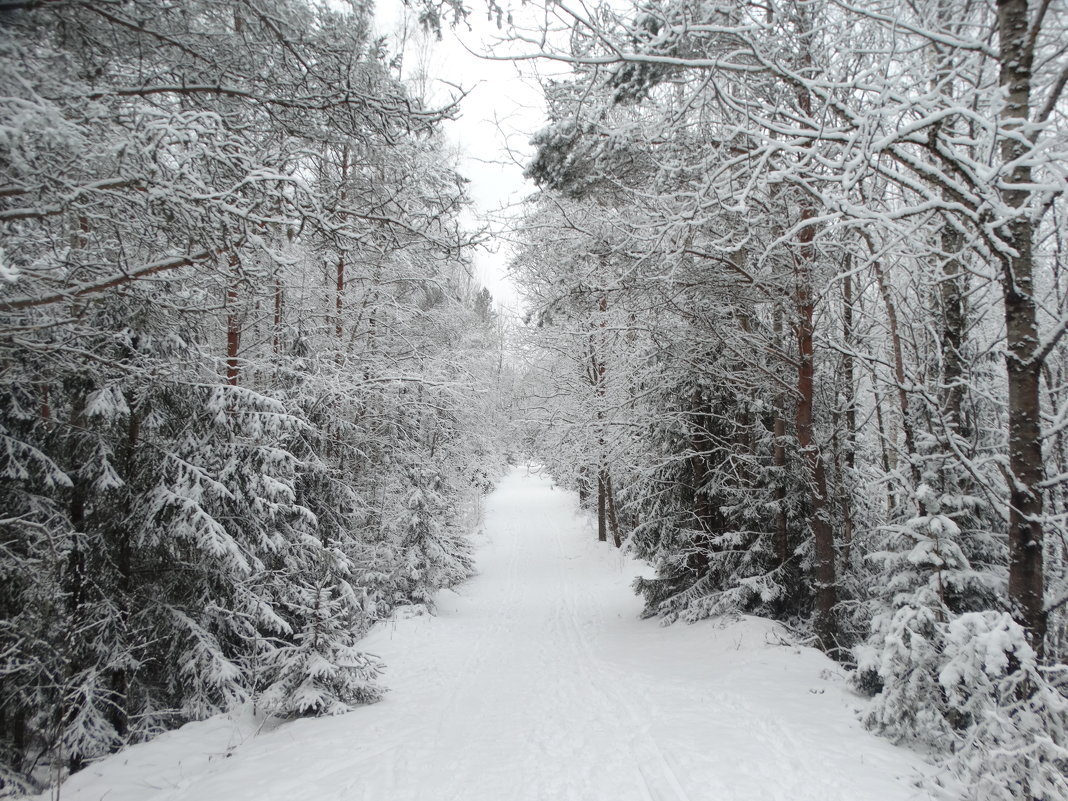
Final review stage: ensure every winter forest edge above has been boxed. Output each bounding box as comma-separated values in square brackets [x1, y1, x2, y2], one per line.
[2, 1, 1068, 800]
[0, 0, 513, 792]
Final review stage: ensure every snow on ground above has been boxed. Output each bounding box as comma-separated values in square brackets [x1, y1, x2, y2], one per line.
[37, 465, 937, 801]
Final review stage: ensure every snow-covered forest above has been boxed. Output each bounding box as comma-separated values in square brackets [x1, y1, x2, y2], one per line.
[2, 0, 1067, 800]
[0, 0, 511, 791]
[508, 0, 1068, 797]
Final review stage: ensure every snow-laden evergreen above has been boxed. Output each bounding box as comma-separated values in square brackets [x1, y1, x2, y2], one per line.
[0, 0, 512, 791]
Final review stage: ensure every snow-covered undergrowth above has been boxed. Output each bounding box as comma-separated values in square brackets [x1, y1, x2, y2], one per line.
[32, 467, 937, 801]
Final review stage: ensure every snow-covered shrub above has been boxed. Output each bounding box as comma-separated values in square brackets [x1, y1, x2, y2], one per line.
[858, 586, 955, 745]
[628, 375, 805, 626]
[259, 584, 383, 717]
[856, 484, 1004, 745]
[939, 613, 1068, 801]
[394, 466, 475, 610]
[856, 487, 1068, 799]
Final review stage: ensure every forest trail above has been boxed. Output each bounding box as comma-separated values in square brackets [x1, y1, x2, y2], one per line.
[48, 466, 934, 801]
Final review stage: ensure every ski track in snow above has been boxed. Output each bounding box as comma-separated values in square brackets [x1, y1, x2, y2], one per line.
[41, 466, 937, 801]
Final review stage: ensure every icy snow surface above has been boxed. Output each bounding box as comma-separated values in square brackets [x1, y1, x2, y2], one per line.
[41, 465, 936, 801]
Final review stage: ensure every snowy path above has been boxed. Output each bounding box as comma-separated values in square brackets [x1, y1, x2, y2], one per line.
[49, 466, 934, 801]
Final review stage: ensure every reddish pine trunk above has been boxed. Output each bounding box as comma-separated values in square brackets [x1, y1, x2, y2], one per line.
[772, 303, 789, 566]
[795, 205, 837, 652]
[597, 470, 608, 543]
[790, 24, 837, 651]
[605, 471, 622, 548]
[840, 270, 856, 561]
[226, 255, 241, 386]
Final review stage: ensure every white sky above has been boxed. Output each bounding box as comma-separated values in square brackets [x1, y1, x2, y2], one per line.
[374, 2, 556, 312]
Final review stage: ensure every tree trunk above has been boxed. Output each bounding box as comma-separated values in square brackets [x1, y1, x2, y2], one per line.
[789, 17, 836, 649]
[226, 255, 241, 386]
[795, 204, 837, 653]
[931, 0, 970, 447]
[871, 384, 894, 517]
[939, 226, 968, 441]
[336, 147, 350, 358]
[997, 0, 1046, 656]
[335, 255, 345, 342]
[772, 303, 789, 567]
[273, 276, 283, 357]
[107, 406, 140, 740]
[872, 254, 922, 505]
[597, 469, 608, 543]
[605, 471, 622, 548]
[63, 393, 89, 773]
[593, 293, 610, 544]
[840, 269, 856, 561]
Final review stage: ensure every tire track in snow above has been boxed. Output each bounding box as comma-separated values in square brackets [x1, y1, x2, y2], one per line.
[549, 523, 698, 801]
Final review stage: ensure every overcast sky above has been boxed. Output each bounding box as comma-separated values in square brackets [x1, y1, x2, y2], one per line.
[374, 3, 556, 312]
